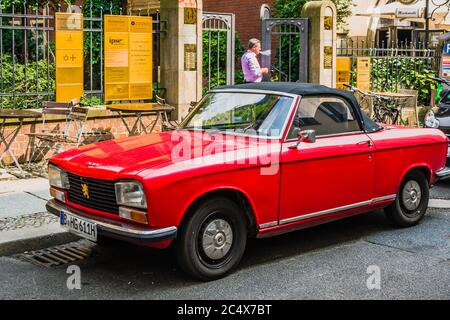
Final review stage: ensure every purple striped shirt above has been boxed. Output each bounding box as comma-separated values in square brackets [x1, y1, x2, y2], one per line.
[241, 51, 263, 83]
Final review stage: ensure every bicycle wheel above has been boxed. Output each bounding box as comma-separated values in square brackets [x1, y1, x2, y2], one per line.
[372, 102, 384, 123]
[381, 108, 399, 125]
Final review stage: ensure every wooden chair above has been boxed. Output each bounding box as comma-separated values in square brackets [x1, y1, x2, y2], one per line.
[155, 95, 178, 131]
[152, 87, 178, 131]
[27, 99, 76, 164]
[63, 105, 90, 147]
[27, 99, 95, 161]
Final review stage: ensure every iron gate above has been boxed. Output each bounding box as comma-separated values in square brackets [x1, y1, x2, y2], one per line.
[0, 3, 163, 109]
[261, 18, 308, 83]
[202, 12, 235, 92]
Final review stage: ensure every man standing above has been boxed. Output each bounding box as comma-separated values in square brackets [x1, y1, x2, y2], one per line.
[241, 38, 269, 83]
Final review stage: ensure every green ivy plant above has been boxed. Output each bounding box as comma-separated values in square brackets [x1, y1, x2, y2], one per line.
[82, 0, 122, 105]
[272, 0, 354, 82]
[274, 0, 355, 29]
[0, 55, 56, 109]
[371, 57, 438, 105]
[0, 1, 62, 10]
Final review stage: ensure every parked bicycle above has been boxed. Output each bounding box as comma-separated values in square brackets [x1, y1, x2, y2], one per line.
[428, 76, 450, 87]
[343, 84, 401, 125]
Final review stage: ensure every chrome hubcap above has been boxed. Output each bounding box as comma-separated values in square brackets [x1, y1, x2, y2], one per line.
[202, 219, 233, 260]
[402, 180, 422, 211]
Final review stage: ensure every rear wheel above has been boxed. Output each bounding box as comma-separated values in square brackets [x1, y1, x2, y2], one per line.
[385, 170, 429, 227]
[175, 197, 247, 281]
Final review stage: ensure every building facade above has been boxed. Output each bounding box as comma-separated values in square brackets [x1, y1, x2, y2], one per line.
[203, 0, 275, 45]
[126, 0, 450, 47]
[344, 0, 449, 46]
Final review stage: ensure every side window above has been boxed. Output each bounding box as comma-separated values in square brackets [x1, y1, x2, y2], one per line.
[287, 96, 361, 139]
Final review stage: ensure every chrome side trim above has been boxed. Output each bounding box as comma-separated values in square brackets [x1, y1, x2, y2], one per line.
[280, 200, 372, 225]
[259, 221, 278, 228]
[259, 194, 397, 228]
[436, 167, 450, 181]
[372, 194, 397, 203]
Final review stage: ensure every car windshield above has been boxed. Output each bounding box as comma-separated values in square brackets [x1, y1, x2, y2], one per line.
[180, 92, 294, 137]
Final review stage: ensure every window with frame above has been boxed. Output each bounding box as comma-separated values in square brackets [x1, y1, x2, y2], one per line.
[287, 96, 361, 139]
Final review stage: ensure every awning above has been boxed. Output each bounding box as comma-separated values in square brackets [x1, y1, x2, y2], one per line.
[356, 0, 450, 25]
[438, 32, 450, 41]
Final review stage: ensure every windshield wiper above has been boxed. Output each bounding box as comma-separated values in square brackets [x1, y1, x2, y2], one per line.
[242, 119, 264, 134]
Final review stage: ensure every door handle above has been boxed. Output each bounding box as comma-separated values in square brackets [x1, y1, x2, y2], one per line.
[357, 140, 373, 148]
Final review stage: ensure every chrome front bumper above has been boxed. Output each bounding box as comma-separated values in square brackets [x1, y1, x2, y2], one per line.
[436, 167, 450, 181]
[46, 199, 177, 243]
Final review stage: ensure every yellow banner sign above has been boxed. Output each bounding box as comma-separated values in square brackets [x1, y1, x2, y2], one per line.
[55, 13, 84, 102]
[336, 57, 351, 90]
[104, 15, 153, 101]
[356, 58, 371, 91]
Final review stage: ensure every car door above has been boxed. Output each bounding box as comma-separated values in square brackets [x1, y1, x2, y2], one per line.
[279, 95, 375, 224]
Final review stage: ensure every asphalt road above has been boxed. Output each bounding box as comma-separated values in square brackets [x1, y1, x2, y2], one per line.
[0, 198, 449, 299]
[431, 179, 450, 199]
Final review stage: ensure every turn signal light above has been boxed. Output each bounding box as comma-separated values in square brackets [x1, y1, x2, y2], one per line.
[119, 207, 148, 224]
[50, 187, 66, 203]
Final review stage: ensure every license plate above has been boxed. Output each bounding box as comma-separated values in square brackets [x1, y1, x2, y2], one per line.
[60, 211, 97, 242]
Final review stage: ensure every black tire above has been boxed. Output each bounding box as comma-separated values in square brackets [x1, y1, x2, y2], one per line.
[385, 170, 429, 227]
[175, 197, 247, 281]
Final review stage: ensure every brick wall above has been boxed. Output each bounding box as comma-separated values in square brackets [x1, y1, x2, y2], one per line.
[203, 0, 275, 46]
[0, 111, 161, 165]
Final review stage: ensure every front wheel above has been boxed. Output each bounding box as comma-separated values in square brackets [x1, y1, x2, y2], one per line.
[175, 197, 248, 281]
[385, 170, 429, 227]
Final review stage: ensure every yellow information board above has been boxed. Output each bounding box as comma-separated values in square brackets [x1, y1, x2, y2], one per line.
[356, 57, 371, 91]
[336, 57, 351, 90]
[55, 13, 84, 102]
[104, 15, 153, 101]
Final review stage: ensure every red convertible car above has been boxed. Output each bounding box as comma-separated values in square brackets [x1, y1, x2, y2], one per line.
[46, 83, 450, 280]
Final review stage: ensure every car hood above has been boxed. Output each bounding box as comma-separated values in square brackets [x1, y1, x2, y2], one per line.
[50, 130, 275, 180]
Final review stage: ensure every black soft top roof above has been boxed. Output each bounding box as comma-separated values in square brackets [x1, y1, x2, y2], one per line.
[216, 82, 355, 99]
[215, 82, 381, 133]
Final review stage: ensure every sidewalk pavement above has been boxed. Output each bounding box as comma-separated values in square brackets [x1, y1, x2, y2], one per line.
[0, 168, 449, 257]
[0, 170, 78, 256]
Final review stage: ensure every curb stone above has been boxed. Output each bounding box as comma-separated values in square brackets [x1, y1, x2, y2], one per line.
[0, 229, 80, 257]
[0, 212, 80, 256]
[428, 199, 450, 209]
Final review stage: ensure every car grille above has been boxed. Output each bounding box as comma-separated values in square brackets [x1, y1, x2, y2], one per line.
[67, 173, 119, 215]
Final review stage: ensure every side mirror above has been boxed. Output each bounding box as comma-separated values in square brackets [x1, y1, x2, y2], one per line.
[289, 129, 316, 149]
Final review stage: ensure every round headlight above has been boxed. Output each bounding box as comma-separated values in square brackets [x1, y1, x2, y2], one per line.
[424, 111, 440, 128]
